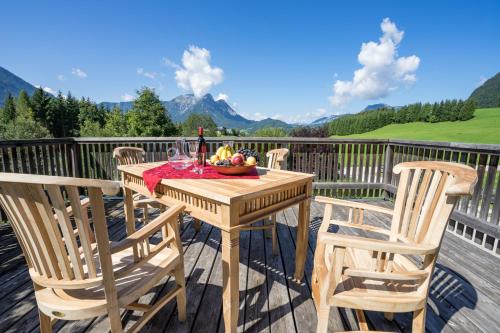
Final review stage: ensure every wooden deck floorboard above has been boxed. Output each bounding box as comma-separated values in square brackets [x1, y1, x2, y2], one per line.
[0, 198, 499, 332]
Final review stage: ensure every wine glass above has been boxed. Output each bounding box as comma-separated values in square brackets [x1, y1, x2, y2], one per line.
[187, 141, 199, 173]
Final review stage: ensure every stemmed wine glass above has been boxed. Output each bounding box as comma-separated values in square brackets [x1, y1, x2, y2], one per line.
[187, 141, 200, 173]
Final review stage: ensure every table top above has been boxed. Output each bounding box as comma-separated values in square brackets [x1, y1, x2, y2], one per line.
[118, 161, 314, 205]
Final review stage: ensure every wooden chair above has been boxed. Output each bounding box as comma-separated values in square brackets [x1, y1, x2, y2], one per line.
[266, 147, 289, 170]
[311, 161, 477, 333]
[239, 148, 289, 255]
[113, 147, 166, 223]
[0, 173, 187, 333]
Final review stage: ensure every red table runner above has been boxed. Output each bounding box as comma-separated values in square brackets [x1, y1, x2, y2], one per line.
[142, 162, 260, 193]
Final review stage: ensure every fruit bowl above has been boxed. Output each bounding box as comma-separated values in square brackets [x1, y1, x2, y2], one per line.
[210, 163, 256, 175]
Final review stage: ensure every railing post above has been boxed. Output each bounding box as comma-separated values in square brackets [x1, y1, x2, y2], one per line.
[383, 142, 394, 198]
[70, 139, 81, 178]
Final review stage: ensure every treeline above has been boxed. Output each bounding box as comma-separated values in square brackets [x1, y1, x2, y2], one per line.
[0, 87, 190, 139]
[329, 99, 476, 136]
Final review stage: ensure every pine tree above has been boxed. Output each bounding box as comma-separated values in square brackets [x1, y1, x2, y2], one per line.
[15, 90, 34, 119]
[64, 92, 80, 136]
[46, 92, 66, 137]
[31, 87, 52, 127]
[104, 106, 128, 136]
[2, 93, 16, 122]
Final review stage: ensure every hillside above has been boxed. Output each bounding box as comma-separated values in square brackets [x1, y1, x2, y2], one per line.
[0, 66, 37, 106]
[245, 118, 293, 132]
[469, 73, 500, 108]
[335, 108, 500, 144]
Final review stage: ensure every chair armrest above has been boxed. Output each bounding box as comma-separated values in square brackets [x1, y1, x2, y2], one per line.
[318, 232, 437, 255]
[111, 204, 185, 254]
[315, 196, 394, 216]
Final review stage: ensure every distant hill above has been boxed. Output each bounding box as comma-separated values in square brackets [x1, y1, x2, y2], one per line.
[309, 114, 341, 125]
[363, 103, 391, 111]
[0, 66, 38, 106]
[469, 73, 500, 108]
[336, 107, 500, 144]
[245, 117, 294, 132]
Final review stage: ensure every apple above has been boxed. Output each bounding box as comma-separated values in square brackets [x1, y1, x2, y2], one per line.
[231, 154, 244, 166]
[246, 156, 257, 165]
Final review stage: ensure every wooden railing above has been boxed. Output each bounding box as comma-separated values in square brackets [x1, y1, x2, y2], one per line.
[0, 137, 499, 255]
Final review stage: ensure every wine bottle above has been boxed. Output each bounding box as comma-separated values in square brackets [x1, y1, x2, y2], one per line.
[197, 127, 207, 167]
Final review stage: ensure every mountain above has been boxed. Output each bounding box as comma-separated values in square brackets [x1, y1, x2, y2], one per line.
[102, 93, 255, 129]
[363, 103, 390, 111]
[469, 73, 500, 108]
[0, 66, 38, 106]
[310, 114, 341, 125]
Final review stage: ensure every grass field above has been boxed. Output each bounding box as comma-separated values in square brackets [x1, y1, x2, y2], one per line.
[334, 107, 500, 144]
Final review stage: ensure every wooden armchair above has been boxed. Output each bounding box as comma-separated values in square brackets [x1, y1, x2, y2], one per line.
[239, 148, 289, 254]
[312, 161, 477, 333]
[113, 147, 167, 223]
[0, 173, 187, 333]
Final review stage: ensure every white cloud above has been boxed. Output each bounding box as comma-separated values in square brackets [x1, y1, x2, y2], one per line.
[137, 68, 158, 79]
[174, 45, 224, 98]
[57, 74, 65, 81]
[215, 93, 229, 102]
[121, 93, 135, 102]
[329, 18, 420, 107]
[35, 85, 56, 95]
[71, 68, 87, 78]
[162, 57, 181, 69]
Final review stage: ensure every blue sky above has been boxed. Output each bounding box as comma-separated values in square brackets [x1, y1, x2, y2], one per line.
[1, 1, 499, 123]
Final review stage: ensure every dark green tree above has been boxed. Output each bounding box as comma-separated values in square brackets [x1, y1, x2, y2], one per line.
[78, 98, 106, 127]
[64, 92, 80, 136]
[31, 87, 52, 126]
[181, 114, 217, 136]
[46, 92, 66, 137]
[2, 93, 16, 122]
[126, 87, 178, 137]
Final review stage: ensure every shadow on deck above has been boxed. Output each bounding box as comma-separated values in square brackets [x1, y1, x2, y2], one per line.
[0, 199, 498, 332]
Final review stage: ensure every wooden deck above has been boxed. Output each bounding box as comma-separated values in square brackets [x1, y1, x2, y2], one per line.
[0, 199, 499, 332]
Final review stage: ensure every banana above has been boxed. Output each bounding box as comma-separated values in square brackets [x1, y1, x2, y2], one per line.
[216, 146, 225, 157]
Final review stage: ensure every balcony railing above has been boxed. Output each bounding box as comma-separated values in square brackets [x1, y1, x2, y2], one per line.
[1, 137, 499, 255]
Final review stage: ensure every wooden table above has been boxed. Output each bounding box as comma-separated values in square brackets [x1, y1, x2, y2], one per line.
[118, 162, 314, 332]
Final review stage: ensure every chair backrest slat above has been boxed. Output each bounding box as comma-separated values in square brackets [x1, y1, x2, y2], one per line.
[390, 162, 476, 249]
[266, 148, 289, 170]
[0, 173, 120, 285]
[66, 186, 97, 277]
[46, 184, 85, 279]
[32, 183, 74, 279]
[113, 147, 145, 166]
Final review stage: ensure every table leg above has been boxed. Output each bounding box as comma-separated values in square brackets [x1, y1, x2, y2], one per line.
[123, 186, 139, 261]
[221, 229, 240, 333]
[294, 197, 311, 281]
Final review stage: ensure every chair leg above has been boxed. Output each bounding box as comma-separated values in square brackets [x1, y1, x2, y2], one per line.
[193, 218, 201, 232]
[316, 304, 330, 333]
[412, 308, 426, 333]
[108, 307, 123, 333]
[271, 214, 277, 255]
[355, 308, 369, 331]
[38, 309, 52, 333]
[143, 207, 149, 223]
[174, 266, 187, 322]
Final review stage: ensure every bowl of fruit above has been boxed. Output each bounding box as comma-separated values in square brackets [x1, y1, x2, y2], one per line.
[209, 145, 258, 175]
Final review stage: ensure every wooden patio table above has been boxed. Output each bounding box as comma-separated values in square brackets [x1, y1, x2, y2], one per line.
[118, 161, 314, 332]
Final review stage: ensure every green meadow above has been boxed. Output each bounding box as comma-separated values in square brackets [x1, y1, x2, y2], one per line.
[334, 107, 500, 144]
